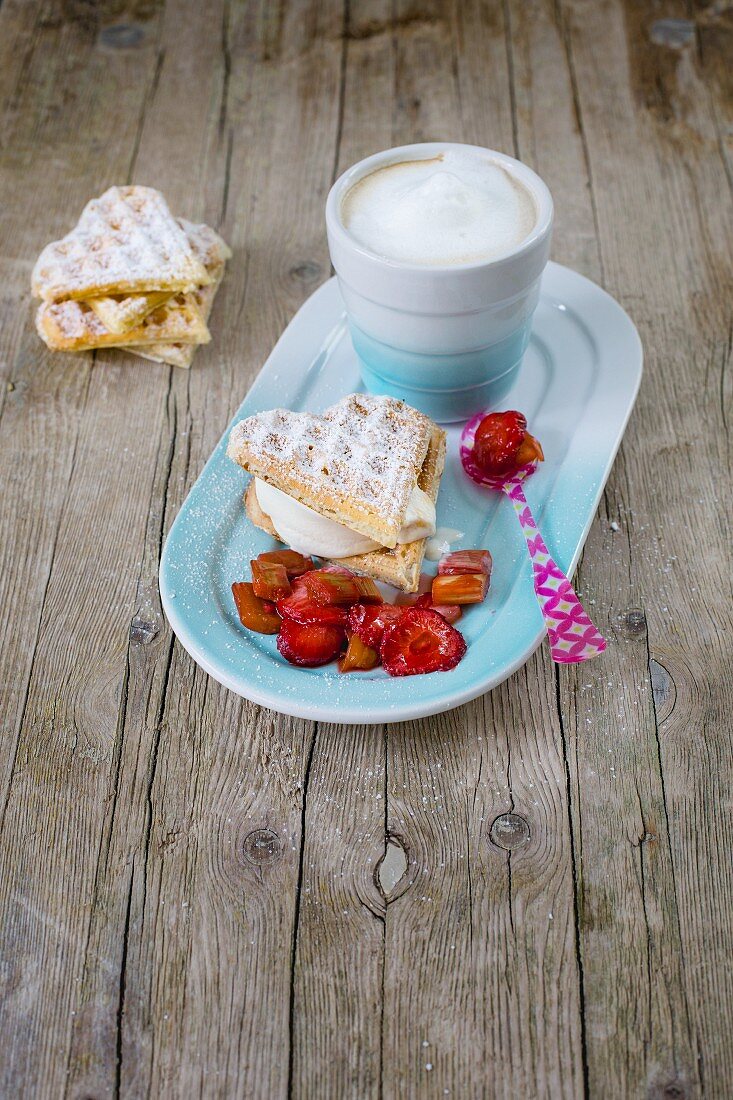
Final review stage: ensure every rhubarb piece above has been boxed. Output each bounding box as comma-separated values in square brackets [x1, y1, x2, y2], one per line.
[257, 549, 314, 577]
[431, 604, 463, 625]
[319, 563, 357, 576]
[277, 618, 345, 667]
[437, 550, 493, 577]
[515, 431, 544, 466]
[232, 582, 281, 634]
[251, 559, 291, 601]
[300, 570, 360, 606]
[353, 576, 383, 604]
[338, 634, 380, 672]
[347, 603, 405, 649]
[276, 586, 347, 627]
[432, 573, 489, 605]
[380, 608, 467, 677]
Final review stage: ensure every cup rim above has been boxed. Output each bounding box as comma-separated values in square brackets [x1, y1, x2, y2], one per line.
[326, 141, 554, 274]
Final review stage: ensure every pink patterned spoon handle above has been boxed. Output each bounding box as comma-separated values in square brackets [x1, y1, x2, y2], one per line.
[502, 477, 606, 663]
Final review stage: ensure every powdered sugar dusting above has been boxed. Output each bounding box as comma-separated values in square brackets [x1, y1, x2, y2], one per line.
[228, 394, 433, 538]
[31, 186, 210, 302]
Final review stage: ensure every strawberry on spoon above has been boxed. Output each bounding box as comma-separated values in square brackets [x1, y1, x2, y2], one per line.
[461, 410, 606, 664]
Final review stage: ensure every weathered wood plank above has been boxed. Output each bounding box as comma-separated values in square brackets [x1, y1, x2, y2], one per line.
[557, 0, 733, 1093]
[0, 5, 170, 1096]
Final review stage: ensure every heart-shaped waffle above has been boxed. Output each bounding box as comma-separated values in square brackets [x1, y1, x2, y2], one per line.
[31, 186, 210, 303]
[228, 394, 435, 549]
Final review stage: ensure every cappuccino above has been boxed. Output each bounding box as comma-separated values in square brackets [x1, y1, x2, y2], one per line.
[341, 149, 536, 266]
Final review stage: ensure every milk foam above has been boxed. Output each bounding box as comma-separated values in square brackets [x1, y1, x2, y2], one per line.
[341, 151, 536, 265]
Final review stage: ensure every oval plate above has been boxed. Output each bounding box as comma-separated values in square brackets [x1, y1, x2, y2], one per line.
[160, 263, 642, 724]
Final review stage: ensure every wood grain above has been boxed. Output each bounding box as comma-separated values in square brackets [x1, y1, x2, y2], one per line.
[0, 1, 731, 1097]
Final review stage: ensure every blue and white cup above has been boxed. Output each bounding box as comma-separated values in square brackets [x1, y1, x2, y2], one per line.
[326, 142, 553, 423]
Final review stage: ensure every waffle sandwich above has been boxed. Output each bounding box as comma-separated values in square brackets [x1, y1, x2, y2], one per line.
[32, 188, 230, 369]
[228, 394, 447, 592]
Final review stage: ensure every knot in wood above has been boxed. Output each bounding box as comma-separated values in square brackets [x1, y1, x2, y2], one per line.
[129, 616, 159, 644]
[649, 19, 695, 49]
[647, 1075, 688, 1100]
[490, 813, 530, 851]
[99, 23, 145, 49]
[242, 828, 281, 866]
[620, 606, 646, 637]
[289, 260, 322, 283]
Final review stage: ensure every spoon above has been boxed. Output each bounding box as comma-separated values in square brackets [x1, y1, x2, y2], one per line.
[460, 412, 606, 664]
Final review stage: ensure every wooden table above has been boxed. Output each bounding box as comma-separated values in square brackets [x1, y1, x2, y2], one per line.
[1, 1, 731, 1096]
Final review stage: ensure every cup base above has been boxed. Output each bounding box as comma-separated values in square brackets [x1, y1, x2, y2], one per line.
[350, 322, 531, 423]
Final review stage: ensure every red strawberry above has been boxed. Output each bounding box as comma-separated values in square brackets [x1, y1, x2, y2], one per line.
[277, 618, 345, 667]
[438, 549, 493, 577]
[257, 549, 314, 577]
[277, 586, 347, 626]
[232, 582, 281, 635]
[474, 411, 528, 476]
[380, 608, 467, 677]
[347, 603, 405, 649]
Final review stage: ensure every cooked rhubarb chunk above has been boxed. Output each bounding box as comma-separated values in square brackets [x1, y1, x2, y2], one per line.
[437, 549, 493, 577]
[353, 577, 383, 604]
[338, 634, 380, 672]
[300, 570, 360, 606]
[431, 573, 489, 605]
[257, 549, 314, 577]
[232, 582, 281, 634]
[430, 604, 463, 624]
[251, 559, 291, 601]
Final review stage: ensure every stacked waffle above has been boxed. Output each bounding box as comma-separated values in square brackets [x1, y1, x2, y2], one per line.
[32, 186, 230, 368]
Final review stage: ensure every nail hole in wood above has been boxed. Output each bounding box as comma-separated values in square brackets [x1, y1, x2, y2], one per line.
[375, 835, 408, 900]
[647, 1075, 688, 1100]
[129, 616, 159, 644]
[99, 23, 145, 49]
[242, 828, 281, 866]
[490, 813, 530, 851]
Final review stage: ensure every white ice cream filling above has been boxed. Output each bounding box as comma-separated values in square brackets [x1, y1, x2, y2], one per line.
[254, 478, 436, 559]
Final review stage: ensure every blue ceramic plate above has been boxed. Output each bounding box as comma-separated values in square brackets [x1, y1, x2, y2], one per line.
[160, 263, 642, 723]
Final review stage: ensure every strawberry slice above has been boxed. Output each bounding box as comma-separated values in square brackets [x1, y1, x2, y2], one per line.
[257, 549, 314, 577]
[347, 603, 405, 649]
[232, 582, 281, 634]
[277, 586, 347, 626]
[277, 619, 345, 667]
[300, 570, 360, 606]
[438, 550, 493, 577]
[474, 410, 528, 476]
[432, 573, 489, 605]
[251, 559, 291, 601]
[338, 634, 380, 672]
[431, 604, 463, 625]
[380, 608, 467, 676]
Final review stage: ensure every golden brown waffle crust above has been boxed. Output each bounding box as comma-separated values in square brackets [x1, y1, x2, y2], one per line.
[244, 424, 446, 593]
[228, 394, 435, 549]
